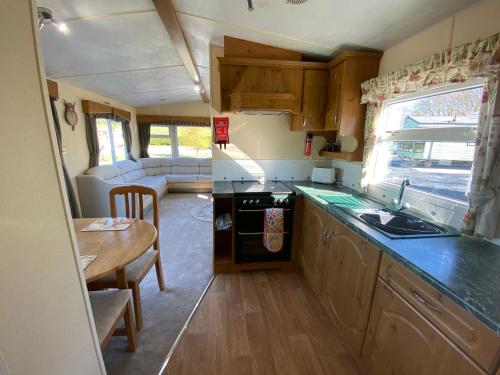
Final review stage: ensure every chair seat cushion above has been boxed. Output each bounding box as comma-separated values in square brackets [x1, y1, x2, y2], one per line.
[89, 290, 131, 345]
[100, 249, 158, 283]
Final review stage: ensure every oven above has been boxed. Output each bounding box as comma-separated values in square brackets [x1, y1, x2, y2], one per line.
[233, 182, 295, 263]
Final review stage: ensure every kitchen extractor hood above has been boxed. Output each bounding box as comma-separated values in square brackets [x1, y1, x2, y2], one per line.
[229, 92, 299, 114]
[237, 110, 285, 115]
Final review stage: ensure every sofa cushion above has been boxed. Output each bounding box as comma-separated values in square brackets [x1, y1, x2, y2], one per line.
[122, 169, 146, 182]
[134, 176, 167, 195]
[166, 174, 198, 183]
[160, 158, 172, 167]
[116, 160, 143, 174]
[86, 165, 121, 180]
[140, 158, 161, 168]
[197, 175, 212, 182]
[200, 166, 212, 174]
[199, 158, 211, 167]
[172, 166, 200, 174]
[172, 157, 198, 167]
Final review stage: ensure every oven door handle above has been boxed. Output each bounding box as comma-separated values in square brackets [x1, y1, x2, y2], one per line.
[238, 231, 290, 235]
[238, 208, 292, 212]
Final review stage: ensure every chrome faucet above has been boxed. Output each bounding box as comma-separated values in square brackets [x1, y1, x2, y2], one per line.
[392, 178, 411, 211]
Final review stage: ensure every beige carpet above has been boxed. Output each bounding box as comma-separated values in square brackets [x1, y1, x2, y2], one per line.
[102, 193, 214, 375]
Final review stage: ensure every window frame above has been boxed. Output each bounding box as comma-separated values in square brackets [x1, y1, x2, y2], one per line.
[148, 124, 212, 159]
[366, 78, 484, 209]
[149, 124, 177, 158]
[97, 118, 128, 165]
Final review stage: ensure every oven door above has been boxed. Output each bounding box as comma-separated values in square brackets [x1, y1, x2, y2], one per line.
[235, 204, 293, 263]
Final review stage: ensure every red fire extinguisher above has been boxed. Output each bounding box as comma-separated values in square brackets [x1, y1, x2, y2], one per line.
[305, 133, 312, 156]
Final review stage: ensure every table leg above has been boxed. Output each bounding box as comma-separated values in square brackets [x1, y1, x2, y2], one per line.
[116, 268, 128, 289]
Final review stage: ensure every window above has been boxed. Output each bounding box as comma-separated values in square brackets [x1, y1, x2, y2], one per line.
[369, 81, 483, 203]
[148, 125, 212, 158]
[97, 118, 127, 165]
[149, 125, 172, 158]
[177, 126, 212, 158]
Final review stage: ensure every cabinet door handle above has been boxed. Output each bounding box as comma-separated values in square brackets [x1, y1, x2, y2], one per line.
[302, 113, 306, 127]
[410, 287, 442, 314]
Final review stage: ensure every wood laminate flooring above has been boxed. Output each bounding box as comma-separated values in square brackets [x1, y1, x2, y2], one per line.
[162, 271, 360, 375]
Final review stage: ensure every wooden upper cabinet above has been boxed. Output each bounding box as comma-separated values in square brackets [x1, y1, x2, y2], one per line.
[291, 68, 329, 131]
[324, 61, 345, 130]
[324, 52, 382, 160]
[362, 279, 486, 375]
[300, 199, 328, 294]
[320, 217, 381, 358]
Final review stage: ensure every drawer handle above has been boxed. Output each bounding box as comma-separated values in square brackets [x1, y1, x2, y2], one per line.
[410, 287, 442, 314]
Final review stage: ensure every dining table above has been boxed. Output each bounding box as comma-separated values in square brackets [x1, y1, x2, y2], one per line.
[73, 218, 157, 289]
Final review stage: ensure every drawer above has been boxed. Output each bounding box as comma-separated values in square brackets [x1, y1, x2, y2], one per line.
[379, 254, 500, 373]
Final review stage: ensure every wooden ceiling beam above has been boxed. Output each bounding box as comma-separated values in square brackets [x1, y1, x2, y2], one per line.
[153, 0, 209, 103]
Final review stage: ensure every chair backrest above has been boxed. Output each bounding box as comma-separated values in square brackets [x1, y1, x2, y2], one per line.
[109, 185, 159, 250]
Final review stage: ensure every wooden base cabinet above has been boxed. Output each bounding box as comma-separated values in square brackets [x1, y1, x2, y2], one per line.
[361, 279, 486, 375]
[300, 199, 334, 294]
[320, 219, 381, 358]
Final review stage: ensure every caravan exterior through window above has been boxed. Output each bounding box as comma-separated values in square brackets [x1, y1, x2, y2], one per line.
[369, 81, 484, 203]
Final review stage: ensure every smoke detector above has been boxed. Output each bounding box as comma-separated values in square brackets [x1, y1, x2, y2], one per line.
[37, 6, 68, 33]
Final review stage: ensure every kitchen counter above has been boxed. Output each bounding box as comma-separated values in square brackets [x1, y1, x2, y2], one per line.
[285, 181, 500, 334]
[212, 181, 235, 198]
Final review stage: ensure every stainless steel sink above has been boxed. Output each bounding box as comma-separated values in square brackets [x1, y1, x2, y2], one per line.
[320, 194, 460, 239]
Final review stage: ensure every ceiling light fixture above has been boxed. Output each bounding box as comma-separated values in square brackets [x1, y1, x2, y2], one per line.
[246, 0, 254, 11]
[37, 7, 69, 34]
[286, 0, 308, 4]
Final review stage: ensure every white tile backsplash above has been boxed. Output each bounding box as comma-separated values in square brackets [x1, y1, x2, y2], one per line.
[213, 159, 331, 181]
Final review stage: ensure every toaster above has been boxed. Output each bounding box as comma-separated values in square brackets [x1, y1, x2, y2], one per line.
[311, 167, 336, 184]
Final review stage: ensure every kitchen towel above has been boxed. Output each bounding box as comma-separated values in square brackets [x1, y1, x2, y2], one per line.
[263, 208, 284, 252]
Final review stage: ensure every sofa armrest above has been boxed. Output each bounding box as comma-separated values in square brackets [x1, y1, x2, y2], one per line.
[76, 175, 128, 218]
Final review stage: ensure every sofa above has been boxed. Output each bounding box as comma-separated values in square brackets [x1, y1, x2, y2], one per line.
[76, 157, 212, 218]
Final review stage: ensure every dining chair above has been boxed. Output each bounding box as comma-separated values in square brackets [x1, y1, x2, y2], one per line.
[89, 290, 136, 351]
[88, 185, 165, 330]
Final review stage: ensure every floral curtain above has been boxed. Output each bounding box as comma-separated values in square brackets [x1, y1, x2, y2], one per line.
[460, 73, 500, 238]
[359, 32, 500, 237]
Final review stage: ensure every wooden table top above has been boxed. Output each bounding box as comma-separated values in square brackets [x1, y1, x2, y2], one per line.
[74, 218, 157, 283]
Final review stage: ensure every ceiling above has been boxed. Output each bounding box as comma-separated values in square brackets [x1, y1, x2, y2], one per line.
[38, 0, 479, 108]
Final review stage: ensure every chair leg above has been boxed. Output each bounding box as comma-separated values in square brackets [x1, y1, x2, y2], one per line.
[123, 300, 136, 352]
[155, 257, 166, 291]
[131, 283, 143, 330]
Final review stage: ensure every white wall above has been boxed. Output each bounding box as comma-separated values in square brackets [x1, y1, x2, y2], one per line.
[51, 80, 140, 214]
[0, 1, 104, 374]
